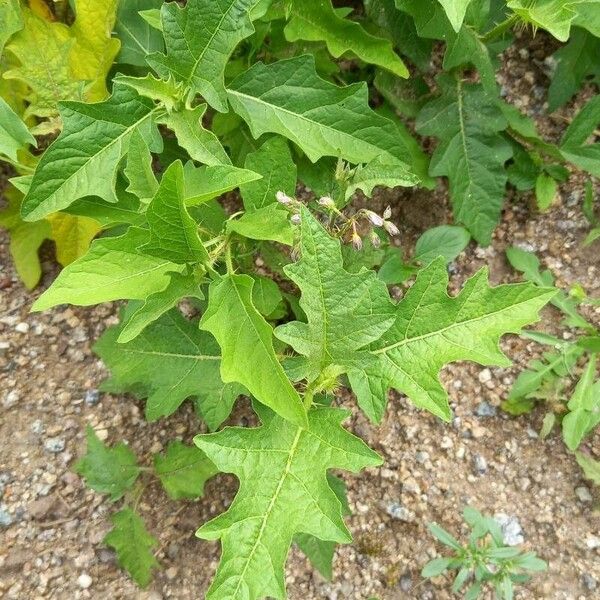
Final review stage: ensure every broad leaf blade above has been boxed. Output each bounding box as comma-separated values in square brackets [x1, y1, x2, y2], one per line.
[227, 55, 417, 167]
[32, 227, 181, 311]
[275, 208, 395, 381]
[142, 160, 209, 264]
[240, 136, 297, 211]
[22, 85, 159, 221]
[154, 441, 217, 499]
[148, 0, 265, 112]
[75, 426, 140, 501]
[0, 96, 35, 160]
[161, 104, 232, 166]
[416, 75, 512, 245]
[104, 508, 159, 587]
[200, 273, 307, 427]
[96, 308, 239, 426]
[195, 406, 381, 600]
[115, 0, 164, 67]
[349, 259, 555, 422]
[284, 0, 408, 77]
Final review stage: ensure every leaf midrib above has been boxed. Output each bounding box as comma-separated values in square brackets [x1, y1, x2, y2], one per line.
[373, 290, 545, 355]
[26, 106, 160, 217]
[226, 87, 400, 164]
[231, 427, 303, 598]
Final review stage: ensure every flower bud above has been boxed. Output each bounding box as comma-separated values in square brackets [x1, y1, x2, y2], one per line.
[290, 213, 301, 225]
[318, 195, 335, 208]
[365, 210, 384, 227]
[276, 191, 293, 205]
[370, 230, 381, 248]
[383, 220, 400, 236]
[383, 205, 392, 220]
[351, 223, 363, 251]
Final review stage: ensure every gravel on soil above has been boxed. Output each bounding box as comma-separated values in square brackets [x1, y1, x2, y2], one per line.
[1, 28, 600, 600]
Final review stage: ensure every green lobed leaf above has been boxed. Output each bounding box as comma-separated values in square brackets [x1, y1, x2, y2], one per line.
[75, 426, 140, 501]
[32, 227, 182, 311]
[227, 203, 295, 245]
[117, 271, 203, 343]
[124, 129, 158, 202]
[344, 154, 419, 201]
[113, 72, 183, 112]
[240, 136, 297, 211]
[148, 0, 267, 112]
[284, 0, 408, 77]
[141, 160, 209, 264]
[560, 95, 600, 178]
[96, 308, 241, 427]
[195, 405, 382, 600]
[395, 0, 497, 94]
[161, 104, 232, 166]
[154, 440, 217, 500]
[275, 208, 396, 381]
[114, 0, 164, 67]
[200, 273, 308, 427]
[416, 75, 512, 245]
[226, 55, 417, 168]
[104, 508, 159, 587]
[507, 0, 591, 41]
[348, 258, 555, 422]
[0, 96, 35, 161]
[294, 474, 350, 580]
[548, 29, 600, 112]
[183, 162, 262, 206]
[366, 0, 433, 71]
[22, 85, 160, 221]
[563, 355, 600, 451]
[0, 0, 22, 55]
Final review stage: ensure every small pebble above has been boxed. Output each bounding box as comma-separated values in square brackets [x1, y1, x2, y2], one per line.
[15, 322, 29, 333]
[31, 419, 44, 435]
[3, 391, 19, 408]
[440, 436, 453, 449]
[0, 506, 13, 527]
[475, 402, 497, 417]
[495, 513, 524, 546]
[399, 574, 412, 591]
[84, 389, 100, 406]
[415, 451, 429, 464]
[575, 487, 593, 503]
[582, 574, 598, 591]
[473, 454, 488, 475]
[386, 502, 414, 522]
[478, 368, 492, 384]
[586, 535, 600, 550]
[44, 438, 66, 453]
[77, 573, 92, 589]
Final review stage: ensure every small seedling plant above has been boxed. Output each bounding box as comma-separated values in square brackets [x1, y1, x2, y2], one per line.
[502, 247, 600, 493]
[422, 507, 547, 600]
[1, 0, 599, 597]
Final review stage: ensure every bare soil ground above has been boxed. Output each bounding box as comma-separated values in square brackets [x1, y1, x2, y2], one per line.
[1, 29, 600, 600]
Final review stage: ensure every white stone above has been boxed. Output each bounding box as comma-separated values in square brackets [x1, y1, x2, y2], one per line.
[478, 368, 492, 383]
[15, 322, 29, 333]
[77, 573, 92, 589]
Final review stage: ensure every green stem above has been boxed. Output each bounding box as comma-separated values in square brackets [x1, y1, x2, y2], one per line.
[225, 242, 234, 273]
[481, 14, 519, 43]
